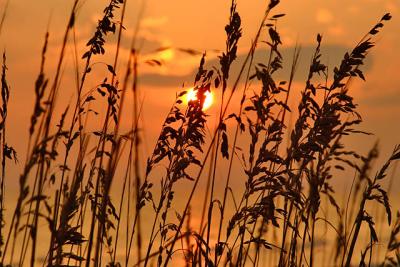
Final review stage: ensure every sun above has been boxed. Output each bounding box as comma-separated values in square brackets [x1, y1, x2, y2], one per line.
[185, 87, 214, 110]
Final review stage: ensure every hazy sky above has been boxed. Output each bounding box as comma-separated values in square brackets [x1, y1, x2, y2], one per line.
[2, 0, 398, 144]
[0, 0, 399, 191]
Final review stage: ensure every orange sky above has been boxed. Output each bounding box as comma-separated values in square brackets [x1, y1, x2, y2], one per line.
[0, 0, 397, 213]
[0, 0, 397, 202]
[1, 0, 398, 153]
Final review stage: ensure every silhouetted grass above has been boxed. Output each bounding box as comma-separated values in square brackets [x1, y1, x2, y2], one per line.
[0, 0, 398, 266]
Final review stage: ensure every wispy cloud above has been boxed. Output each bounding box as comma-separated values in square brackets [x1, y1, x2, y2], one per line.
[316, 8, 334, 24]
[139, 44, 367, 87]
[142, 16, 169, 28]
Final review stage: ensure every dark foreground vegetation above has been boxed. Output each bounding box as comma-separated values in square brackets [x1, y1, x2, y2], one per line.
[0, 0, 398, 266]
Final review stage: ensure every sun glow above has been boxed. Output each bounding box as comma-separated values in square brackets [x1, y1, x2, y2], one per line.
[185, 88, 214, 110]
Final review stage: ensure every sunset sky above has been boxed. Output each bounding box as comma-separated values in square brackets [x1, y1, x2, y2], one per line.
[0, 0, 397, 198]
[2, 0, 398, 147]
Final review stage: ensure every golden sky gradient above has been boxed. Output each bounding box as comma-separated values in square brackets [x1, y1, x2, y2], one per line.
[0, 0, 396, 197]
[0, 0, 399, 191]
[2, 0, 398, 150]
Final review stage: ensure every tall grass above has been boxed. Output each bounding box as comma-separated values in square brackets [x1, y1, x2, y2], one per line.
[0, 0, 398, 266]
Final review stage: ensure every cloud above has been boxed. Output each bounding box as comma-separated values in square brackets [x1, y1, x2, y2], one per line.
[121, 35, 166, 53]
[360, 89, 400, 108]
[316, 8, 334, 24]
[328, 25, 345, 37]
[142, 16, 169, 28]
[139, 44, 372, 87]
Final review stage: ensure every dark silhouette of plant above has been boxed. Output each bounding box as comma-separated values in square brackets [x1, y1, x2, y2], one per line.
[0, 1, 396, 267]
